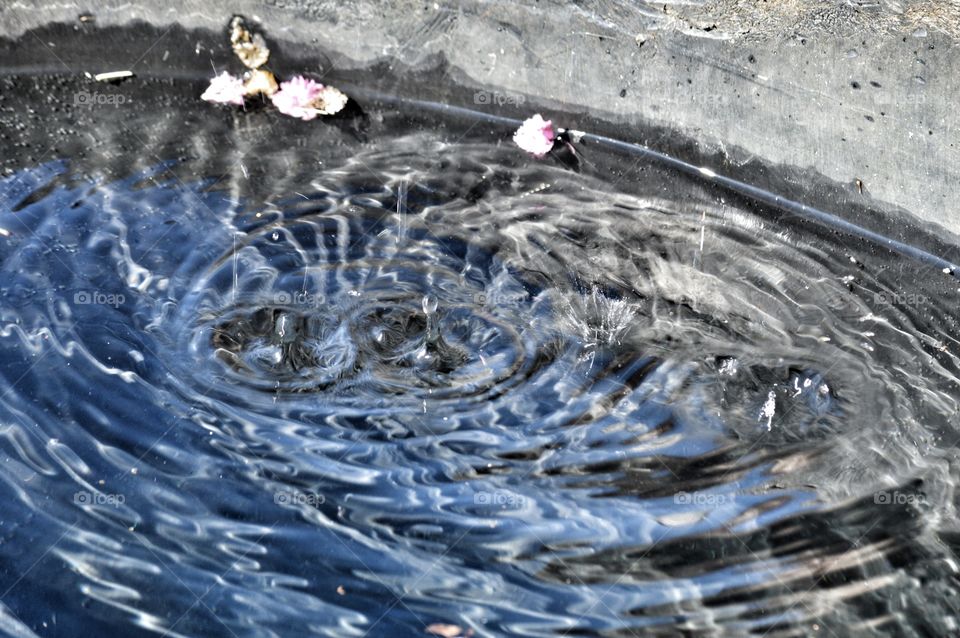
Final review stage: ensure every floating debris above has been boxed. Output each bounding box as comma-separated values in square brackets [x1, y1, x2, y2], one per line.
[201, 72, 246, 106]
[513, 114, 556, 158]
[560, 127, 586, 143]
[94, 70, 134, 83]
[759, 390, 776, 431]
[271, 75, 348, 120]
[229, 15, 270, 70]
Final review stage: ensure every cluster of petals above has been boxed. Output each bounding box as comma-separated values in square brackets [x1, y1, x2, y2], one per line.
[270, 75, 326, 120]
[203, 71, 562, 162]
[200, 72, 246, 106]
[202, 72, 347, 120]
[512, 114, 556, 157]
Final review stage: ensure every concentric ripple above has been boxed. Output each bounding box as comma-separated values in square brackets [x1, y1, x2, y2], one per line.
[178, 210, 531, 402]
[0, 67, 959, 638]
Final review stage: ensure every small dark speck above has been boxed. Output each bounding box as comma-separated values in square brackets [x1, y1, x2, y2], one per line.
[850, 81, 861, 89]
[687, 78, 692, 84]
[929, 130, 934, 135]
[869, 80, 882, 88]
[864, 115, 875, 122]
[748, 54, 756, 63]
[619, 88, 627, 97]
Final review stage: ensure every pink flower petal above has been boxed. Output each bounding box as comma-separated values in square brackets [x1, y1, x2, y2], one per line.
[201, 72, 246, 106]
[513, 114, 556, 158]
[271, 75, 326, 121]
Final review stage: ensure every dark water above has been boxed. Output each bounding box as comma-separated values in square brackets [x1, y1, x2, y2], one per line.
[1, 43, 960, 638]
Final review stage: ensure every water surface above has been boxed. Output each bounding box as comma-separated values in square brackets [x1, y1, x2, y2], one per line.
[0, 54, 959, 638]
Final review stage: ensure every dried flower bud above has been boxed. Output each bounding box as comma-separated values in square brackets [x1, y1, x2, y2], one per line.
[229, 15, 270, 69]
[311, 85, 349, 116]
[243, 69, 279, 97]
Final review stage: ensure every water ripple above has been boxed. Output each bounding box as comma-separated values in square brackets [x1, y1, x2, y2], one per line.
[0, 77, 958, 636]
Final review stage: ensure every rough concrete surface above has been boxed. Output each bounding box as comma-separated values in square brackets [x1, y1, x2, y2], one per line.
[1, 0, 957, 235]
